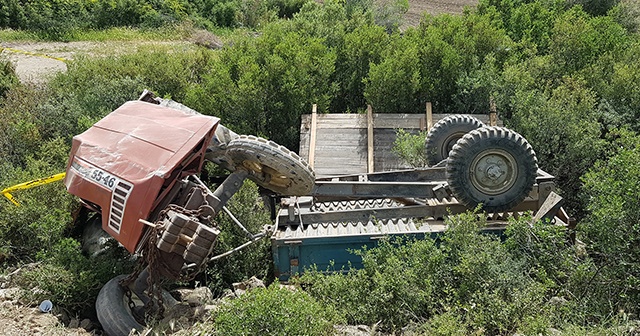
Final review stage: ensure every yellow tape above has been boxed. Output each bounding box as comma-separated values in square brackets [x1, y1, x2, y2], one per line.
[1, 47, 68, 62]
[1, 172, 66, 206]
[1, 192, 19, 206]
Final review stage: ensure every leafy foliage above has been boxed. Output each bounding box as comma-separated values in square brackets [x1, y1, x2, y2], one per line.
[0, 0, 311, 37]
[300, 213, 560, 334]
[185, 21, 337, 149]
[213, 283, 341, 335]
[392, 128, 427, 167]
[203, 178, 273, 296]
[365, 12, 510, 113]
[13, 238, 132, 313]
[502, 76, 607, 216]
[1, 0, 640, 332]
[580, 131, 640, 319]
[0, 58, 18, 98]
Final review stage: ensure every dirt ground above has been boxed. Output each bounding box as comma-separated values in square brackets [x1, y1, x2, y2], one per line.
[0, 41, 194, 84]
[0, 1, 477, 334]
[403, 0, 478, 26]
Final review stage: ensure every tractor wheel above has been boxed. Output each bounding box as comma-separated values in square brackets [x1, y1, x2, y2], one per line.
[96, 275, 177, 336]
[425, 115, 485, 166]
[226, 135, 315, 196]
[446, 126, 538, 213]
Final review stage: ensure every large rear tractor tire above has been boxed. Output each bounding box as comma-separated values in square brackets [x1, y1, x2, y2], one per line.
[446, 126, 538, 213]
[226, 135, 315, 196]
[425, 115, 485, 166]
[96, 275, 177, 336]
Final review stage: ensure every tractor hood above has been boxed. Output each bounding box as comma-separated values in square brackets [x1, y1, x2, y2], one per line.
[64, 100, 219, 252]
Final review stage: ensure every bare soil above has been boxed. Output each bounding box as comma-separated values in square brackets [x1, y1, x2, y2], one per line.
[0, 296, 94, 336]
[0, 0, 477, 334]
[404, 0, 478, 27]
[0, 41, 193, 84]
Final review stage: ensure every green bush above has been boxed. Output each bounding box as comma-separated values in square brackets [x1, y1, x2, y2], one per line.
[579, 130, 640, 320]
[12, 237, 133, 313]
[0, 58, 18, 98]
[365, 12, 510, 113]
[203, 178, 273, 296]
[185, 21, 336, 149]
[213, 283, 341, 335]
[440, 213, 549, 335]
[300, 237, 445, 331]
[499, 74, 607, 217]
[300, 212, 553, 334]
[331, 23, 388, 112]
[596, 41, 640, 132]
[549, 6, 628, 75]
[392, 128, 427, 167]
[0, 0, 309, 35]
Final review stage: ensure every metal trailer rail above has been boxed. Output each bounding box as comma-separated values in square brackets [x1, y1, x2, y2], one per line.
[272, 167, 570, 280]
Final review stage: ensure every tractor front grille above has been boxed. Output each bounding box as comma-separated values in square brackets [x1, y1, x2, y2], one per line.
[108, 180, 133, 233]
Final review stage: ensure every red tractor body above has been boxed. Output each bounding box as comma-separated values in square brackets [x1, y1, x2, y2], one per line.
[64, 101, 219, 252]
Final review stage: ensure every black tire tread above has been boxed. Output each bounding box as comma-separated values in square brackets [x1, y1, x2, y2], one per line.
[446, 126, 538, 212]
[226, 135, 315, 195]
[96, 275, 178, 336]
[425, 115, 485, 166]
[96, 275, 144, 336]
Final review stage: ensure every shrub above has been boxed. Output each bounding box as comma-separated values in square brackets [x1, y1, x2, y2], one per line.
[500, 76, 607, 217]
[392, 128, 427, 168]
[0, 58, 18, 98]
[579, 131, 640, 320]
[300, 237, 445, 331]
[549, 6, 628, 75]
[12, 237, 133, 313]
[185, 22, 336, 150]
[301, 212, 551, 334]
[213, 283, 341, 335]
[203, 179, 273, 296]
[331, 23, 388, 112]
[365, 12, 510, 113]
[0, 138, 74, 260]
[440, 213, 548, 335]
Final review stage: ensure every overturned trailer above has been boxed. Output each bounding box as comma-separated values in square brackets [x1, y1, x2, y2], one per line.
[271, 111, 571, 280]
[272, 168, 570, 280]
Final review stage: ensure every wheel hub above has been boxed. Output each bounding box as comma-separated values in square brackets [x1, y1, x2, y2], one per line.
[470, 149, 517, 195]
[242, 160, 290, 188]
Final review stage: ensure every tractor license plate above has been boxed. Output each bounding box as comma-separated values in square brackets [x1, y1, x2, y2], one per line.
[71, 158, 119, 191]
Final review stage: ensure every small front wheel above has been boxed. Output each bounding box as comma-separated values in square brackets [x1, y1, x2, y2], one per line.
[96, 274, 177, 336]
[96, 275, 144, 336]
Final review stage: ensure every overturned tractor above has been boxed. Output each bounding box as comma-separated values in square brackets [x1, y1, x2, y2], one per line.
[63, 92, 567, 335]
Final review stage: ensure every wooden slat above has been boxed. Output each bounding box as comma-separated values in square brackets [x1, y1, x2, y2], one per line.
[426, 102, 433, 130]
[299, 110, 503, 177]
[308, 104, 318, 169]
[301, 113, 500, 130]
[367, 105, 374, 173]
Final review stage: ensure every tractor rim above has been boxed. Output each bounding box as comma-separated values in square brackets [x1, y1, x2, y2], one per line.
[242, 160, 290, 189]
[469, 149, 518, 196]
